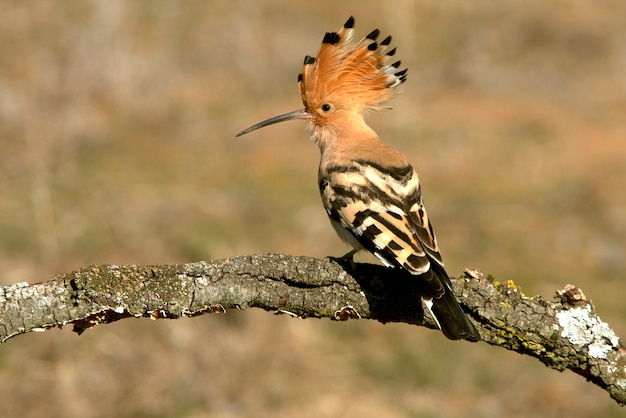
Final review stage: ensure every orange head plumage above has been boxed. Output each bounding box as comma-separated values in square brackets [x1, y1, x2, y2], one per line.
[236, 16, 407, 142]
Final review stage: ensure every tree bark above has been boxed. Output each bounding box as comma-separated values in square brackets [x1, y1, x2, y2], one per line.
[0, 253, 624, 406]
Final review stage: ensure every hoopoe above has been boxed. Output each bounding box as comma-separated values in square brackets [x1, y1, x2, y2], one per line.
[237, 16, 480, 341]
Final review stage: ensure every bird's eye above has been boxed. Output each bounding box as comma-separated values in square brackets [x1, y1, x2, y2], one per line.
[321, 103, 332, 112]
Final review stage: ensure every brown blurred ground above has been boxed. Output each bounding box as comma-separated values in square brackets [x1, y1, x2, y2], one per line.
[1, 1, 625, 417]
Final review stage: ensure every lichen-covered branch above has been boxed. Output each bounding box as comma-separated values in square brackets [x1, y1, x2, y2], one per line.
[0, 253, 624, 405]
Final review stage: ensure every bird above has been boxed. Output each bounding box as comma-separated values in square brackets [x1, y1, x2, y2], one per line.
[236, 16, 480, 341]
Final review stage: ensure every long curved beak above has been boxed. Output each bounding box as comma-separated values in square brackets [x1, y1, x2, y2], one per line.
[236, 109, 311, 137]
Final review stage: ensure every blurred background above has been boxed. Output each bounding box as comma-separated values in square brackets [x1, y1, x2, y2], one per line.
[1, 1, 625, 417]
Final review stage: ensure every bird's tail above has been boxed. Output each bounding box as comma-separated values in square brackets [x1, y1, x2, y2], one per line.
[427, 274, 480, 341]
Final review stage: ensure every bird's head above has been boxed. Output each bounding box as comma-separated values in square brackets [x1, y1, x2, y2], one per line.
[236, 16, 407, 146]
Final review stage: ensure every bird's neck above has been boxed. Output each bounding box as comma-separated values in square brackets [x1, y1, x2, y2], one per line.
[314, 114, 377, 158]
[314, 114, 408, 172]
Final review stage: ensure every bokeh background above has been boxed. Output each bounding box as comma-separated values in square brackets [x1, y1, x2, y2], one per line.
[1, 1, 625, 417]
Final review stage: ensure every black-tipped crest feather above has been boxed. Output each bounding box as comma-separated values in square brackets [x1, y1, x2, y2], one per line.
[366, 28, 380, 40]
[322, 32, 340, 45]
[298, 17, 408, 112]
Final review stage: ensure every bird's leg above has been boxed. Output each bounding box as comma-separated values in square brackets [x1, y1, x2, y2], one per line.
[338, 248, 360, 262]
[329, 248, 360, 269]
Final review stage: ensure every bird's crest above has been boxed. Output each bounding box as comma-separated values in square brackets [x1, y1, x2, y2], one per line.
[298, 16, 407, 113]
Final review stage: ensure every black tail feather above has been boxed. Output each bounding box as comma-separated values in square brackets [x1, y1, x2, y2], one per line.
[428, 262, 480, 341]
[430, 283, 480, 341]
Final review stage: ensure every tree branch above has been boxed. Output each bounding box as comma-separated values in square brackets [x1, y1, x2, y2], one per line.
[1, 253, 624, 406]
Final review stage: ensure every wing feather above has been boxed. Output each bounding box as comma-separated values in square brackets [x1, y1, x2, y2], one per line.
[320, 160, 445, 296]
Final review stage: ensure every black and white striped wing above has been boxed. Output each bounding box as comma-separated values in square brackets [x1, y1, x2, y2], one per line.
[320, 160, 446, 297]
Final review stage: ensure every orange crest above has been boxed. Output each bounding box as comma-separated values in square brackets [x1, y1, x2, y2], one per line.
[298, 16, 407, 113]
